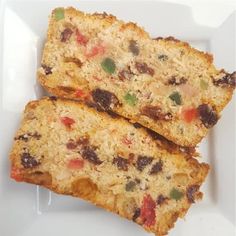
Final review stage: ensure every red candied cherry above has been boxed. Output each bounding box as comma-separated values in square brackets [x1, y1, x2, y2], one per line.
[10, 166, 23, 182]
[140, 194, 156, 227]
[121, 135, 132, 145]
[85, 44, 106, 58]
[67, 158, 84, 170]
[76, 29, 88, 46]
[75, 89, 86, 98]
[182, 108, 198, 123]
[60, 116, 75, 128]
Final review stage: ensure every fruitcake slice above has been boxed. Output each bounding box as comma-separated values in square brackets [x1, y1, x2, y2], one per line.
[38, 7, 235, 147]
[10, 97, 209, 236]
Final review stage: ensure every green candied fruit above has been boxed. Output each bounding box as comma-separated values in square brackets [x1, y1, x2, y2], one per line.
[169, 188, 184, 201]
[200, 79, 209, 90]
[124, 92, 138, 106]
[55, 8, 64, 21]
[169, 91, 182, 105]
[101, 58, 116, 74]
[125, 181, 136, 192]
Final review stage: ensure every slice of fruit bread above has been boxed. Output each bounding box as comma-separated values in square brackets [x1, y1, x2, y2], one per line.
[10, 97, 209, 236]
[38, 7, 235, 147]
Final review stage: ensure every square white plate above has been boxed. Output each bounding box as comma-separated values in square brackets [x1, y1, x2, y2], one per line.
[0, 1, 235, 235]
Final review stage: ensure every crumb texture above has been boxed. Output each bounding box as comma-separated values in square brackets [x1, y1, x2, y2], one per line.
[10, 97, 209, 236]
[38, 7, 235, 147]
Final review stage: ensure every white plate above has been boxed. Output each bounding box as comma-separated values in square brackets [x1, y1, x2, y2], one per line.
[0, 1, 235, 235]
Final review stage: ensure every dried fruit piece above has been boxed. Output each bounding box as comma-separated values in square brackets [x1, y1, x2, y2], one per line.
[186, 185, 200, 203]
[124, 92, 138, 106]
[75, 89, 86, 98]
[156, 194, 168, 206]
[141, 105, 173, 121]
[42, 64, 52, 75]
[182, 108, 198, 123]
[60, 116, 75, 128]
[125, 181, 136, 191]
[129, 40, 139, 56]
[200, 79, 208, 90]
[101, 58, 116, 74]
[197, 104, 218, 128]
[140, 194, 156, 227]
[92, 88, 119, 111]
[81, 146, 102, 165]
[118, 67, 134, 80]
[66, 140, 78, 149]
[61, 28, 73, 42]
[21, 152, 39, 169]
[77, 136, 90, 146]
[10, 167, 23, 182]
[213, 72, 236, 88]
[170, 188, 184, 201]
[122, 135, 132, 145]
[150, 161, 163, 175]
[76, 29, 88, 45]
[136, 155, 153, 171]
[158, 54, 168, 61]
[85, 44, 105, 58]
[67, 159, 84, 169]
[168, 77, 187, 85]
[113, 156, 129, 171]
[54, 8, 64, 21]
[132, 208, 141, 221]
[15, 132, 41, 142]
[135, 62, 154, 76]
[169, 91, 182, 105]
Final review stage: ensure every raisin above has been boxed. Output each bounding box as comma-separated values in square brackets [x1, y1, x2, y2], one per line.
[61, 28, 73, 42]
[49, 96, 57, 101]
[197, 104, 218, 128]
[140, 105, 173, 121]
[150, 161, 163, 175]
[167, 76, 187, 85]
[186, 185, 200, 203]
[132, 208, 141, 221]
[15, 134, 29, 141]
[118, 67, 134, 80]
[113, 156, 129, 171]
[21, 152, 39, 168]
[133, 122, 142, 129]
[81, 146, 102, 165]
[15, 132, 41, 142]
[66, 140, 78, 149]
[92, 88, 120, 111]
[213, 72, 236, 88]
[77, 136, 89, 146]
[135, 62, 154, 76]
[158, 54, 168, 61]
[140, 194, 156, 227]
[125, 181, 136, 191]
[129, 40, 139, 56]
[42, 64, 52, 75]
[156, 194, 168, 206]
[136, 155, 153, 171]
